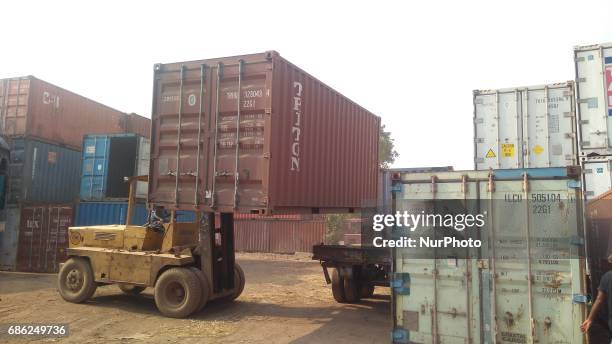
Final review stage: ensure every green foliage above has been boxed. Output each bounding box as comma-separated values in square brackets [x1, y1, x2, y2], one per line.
[325, 214, 350, 244]
[379, 124, 399, 168]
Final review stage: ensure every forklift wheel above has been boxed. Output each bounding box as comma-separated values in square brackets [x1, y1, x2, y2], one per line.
[331, 268, 346, 303]
[189, 267, 210, 312]
[154, 268, 202, 318]
[118, 284, 146, 295]
[360, 284, 375, 298]
[233, 263, 246, 300]
[58, 257, 97, 303]
[343, 276, 361, 303]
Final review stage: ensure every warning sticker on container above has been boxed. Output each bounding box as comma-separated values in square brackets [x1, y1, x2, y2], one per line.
[86, 146, 95, 154]
[501, 144, 515, 158]
[48, 151, 57, 164]
[533, 145, 544, 155]
[486, 149, 496, 158]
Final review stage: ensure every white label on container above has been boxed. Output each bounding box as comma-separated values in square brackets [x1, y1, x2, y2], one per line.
[188, 94, 196, 106]
[86, 146, 95, 154]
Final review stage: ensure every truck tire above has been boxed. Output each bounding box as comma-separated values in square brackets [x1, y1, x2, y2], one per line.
[57, 257, 97, 303]
[360, 284, 375, 298]
[343, 276, 361, 303]
[154, 268, 202, 318]
[118, 284, 146, 295]
[331, 268, 346, 303]
[189, 267, 210, 311]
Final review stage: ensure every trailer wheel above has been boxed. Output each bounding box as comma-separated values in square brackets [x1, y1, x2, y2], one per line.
[189, 267, 210, 311]
[343, 276, 361, 303]
[154, 268, 202, 318]
[118, 284, 146, 295]
[331, 268, 346, 303]
[360, 284, 375, 298]
[57, 257, 97, 303]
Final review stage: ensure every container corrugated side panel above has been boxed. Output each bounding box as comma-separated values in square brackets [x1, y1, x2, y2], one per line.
[8, 138, 81, 204]
[75, 202, 148, 226]
[125, 113, 151, 139]
[15, 204, 73, 273]
[574, 43, 612, 155]
[135, 137, 150, 199]
[234, 218, 325, 253]
[474, 82, 577, 170]
[0, 206, 20, 270]
[393, 168, 585, 344]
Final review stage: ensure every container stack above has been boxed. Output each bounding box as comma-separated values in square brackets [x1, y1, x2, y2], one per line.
[0, 76, 150, 272]
[574, 43, 612, 200]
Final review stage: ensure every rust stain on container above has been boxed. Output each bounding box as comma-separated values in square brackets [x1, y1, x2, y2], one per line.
[234, 218, 326, 254]
[15, 204, 73, 273]
[149, 51, 380, 214]
[0, 76, 150, 150]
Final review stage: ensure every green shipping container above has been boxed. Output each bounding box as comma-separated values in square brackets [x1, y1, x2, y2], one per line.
[390, 167, 587, 344]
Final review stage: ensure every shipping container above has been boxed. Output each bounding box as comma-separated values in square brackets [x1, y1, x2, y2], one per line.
[8, 137, 81, 204]
[581, 155, 612, 200]
[124, 113, 151, 139]
[0, 76, 149, 150]
[585, 189, 612, 302]
[149, 51, 380, 214]
[473, 82, 578, 170]
[75, 201, 196, 226]
[80, 134, 150, 200]
[574, 43, 612, 156]
[391, 167, 586, 344]
[0, 204, 74, 273]
[233, 217, 326, 254]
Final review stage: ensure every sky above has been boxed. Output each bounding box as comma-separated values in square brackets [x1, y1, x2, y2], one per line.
[1, 0, 611, 170]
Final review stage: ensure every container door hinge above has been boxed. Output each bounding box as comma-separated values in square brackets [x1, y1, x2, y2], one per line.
[391, 327, 409, 344]
[569, 236, 584, 246]
[567, 180, 582, 189]
[572, 294, 590, 304]
[391, 272, 411, 295]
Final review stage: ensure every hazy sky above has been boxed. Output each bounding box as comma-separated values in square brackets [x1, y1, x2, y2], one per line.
[2, 0, 611, 170]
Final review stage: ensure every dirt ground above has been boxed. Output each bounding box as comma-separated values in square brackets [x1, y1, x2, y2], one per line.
[0, 253, 390, 344]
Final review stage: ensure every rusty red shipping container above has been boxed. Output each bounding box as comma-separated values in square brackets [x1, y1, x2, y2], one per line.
[14, 204, 73, 273]
[125, 112, 151, 138]
[586, 189, 612, 300]
[149, 51, 380, 214]
[0, 76, 150, 150]
[234, 218, 326, 254]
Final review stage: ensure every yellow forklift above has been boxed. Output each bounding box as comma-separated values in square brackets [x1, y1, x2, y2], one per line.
[57, 176, 244, 318]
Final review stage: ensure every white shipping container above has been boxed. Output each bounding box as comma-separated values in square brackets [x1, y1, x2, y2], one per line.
[582, 156, 612, 200]
[473, 82, 578, 170]
[574, 43, 612, 156]
[391, 168, 586, 344]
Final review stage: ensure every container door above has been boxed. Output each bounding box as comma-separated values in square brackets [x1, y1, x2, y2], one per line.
[0, 77, 30, 137]
[523, 85, 577, 168]
[394, 179, 482, 343]
[485, 178, 585, 343]
[575, 46, 612, 153]
[475, 91, 522, 169]
[583, 158, 612, 200]
[0, 206, 21, 270]
[135, 137, 150, 199]
[80, 136, 110, 200]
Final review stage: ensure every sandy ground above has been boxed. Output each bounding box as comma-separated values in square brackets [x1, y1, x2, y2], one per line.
[0, 252, 390, 344]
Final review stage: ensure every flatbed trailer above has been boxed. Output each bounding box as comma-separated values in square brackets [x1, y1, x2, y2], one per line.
[312, 244, 390, 303]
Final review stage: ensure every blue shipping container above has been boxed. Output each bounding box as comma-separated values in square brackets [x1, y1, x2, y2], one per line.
[80, 134, 149, 201]
[8, 138, 81, 204]
[75, 201, 196, 226]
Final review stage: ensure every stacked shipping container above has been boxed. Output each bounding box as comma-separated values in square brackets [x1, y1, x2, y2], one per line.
[0, 76, 151, 272]
[574, 43, 612, 200]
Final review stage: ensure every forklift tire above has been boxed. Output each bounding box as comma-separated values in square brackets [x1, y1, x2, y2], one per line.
[343, 276, 361, 303]
[189, 267, 210, 312]
[360, 284, 375, 298]
[58, 257, 97, 303]
[331, 268, 346, 303]
[222, 263, 246, 302]
[118, 284, 146, 295]
[154, 268, 202, 318]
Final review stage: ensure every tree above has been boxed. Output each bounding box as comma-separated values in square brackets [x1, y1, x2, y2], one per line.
[379, 124, 399, 168]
